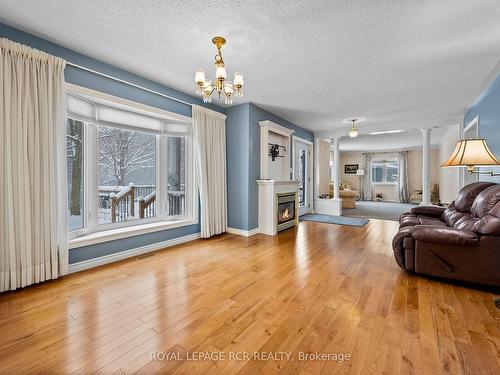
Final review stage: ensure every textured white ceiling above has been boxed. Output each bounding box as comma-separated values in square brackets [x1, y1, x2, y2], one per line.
[337, 127, 449, 152]
[1, 0, 499, 135]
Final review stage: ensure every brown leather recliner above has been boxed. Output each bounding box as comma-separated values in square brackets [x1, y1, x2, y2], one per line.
[392, 182, 500, 287]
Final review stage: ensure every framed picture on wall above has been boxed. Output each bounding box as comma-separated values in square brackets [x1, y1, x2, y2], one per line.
[344, 164, 359, 174]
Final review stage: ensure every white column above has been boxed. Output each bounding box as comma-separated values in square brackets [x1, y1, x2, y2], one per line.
[314, 137, 342, 216]
[332, 137, 340, 200]
[421, 128, 432, 205]
[313, 137, 321, 204]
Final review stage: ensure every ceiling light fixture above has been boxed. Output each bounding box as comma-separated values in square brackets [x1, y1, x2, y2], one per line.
[348, 119, 359, 138]
[370, 130, 404, 135]
[194, 36, 244, 105]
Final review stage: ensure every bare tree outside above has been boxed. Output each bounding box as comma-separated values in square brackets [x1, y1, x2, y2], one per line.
[67, 121, 187, 228]
[98, 127, 155, 186]
[97, 126, 156, 224]
[67, 119, 84, 230]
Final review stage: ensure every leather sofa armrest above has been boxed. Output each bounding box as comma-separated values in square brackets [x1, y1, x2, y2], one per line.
[411, 225, 479, 246]
[410, 206, 446, 218]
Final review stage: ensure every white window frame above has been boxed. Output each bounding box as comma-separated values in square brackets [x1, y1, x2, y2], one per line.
[370, 158, 399, 185]
[66, 118, 88, 239]
[66, 84, 198, 247]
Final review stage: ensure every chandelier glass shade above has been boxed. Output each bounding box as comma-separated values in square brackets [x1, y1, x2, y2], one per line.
[348, 119, 359, 138]
[194, 36, 244, 105]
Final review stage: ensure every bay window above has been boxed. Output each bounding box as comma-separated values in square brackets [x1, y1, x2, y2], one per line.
[371, 158, 398, 184]
[66, 85, 196, 243]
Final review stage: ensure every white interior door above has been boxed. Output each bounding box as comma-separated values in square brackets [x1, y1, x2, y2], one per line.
[293, 137, 313, 216]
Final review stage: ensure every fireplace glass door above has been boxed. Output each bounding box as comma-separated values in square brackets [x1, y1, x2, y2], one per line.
[277, 193, 296, 231]
[278, 201, 295, 224]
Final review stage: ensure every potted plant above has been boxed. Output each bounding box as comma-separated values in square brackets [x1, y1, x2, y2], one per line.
[376, 192, 383, 201]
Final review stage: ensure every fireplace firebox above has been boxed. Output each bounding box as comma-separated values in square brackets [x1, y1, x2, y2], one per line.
[276, 192, 297, 232]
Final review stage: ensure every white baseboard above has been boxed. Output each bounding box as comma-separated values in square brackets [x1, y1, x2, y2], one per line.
[68, 232, 200, 274]
[226, 227, 260, 237]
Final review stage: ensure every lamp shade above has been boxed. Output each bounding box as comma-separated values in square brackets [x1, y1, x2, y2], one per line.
[356, 169, 365, 176]
[224, 82, 233, 94]
[233, 72, 244, 86]
[194, 69, 205, 84]
[441, 139, 500, 167]
[216, 65, 227, 79]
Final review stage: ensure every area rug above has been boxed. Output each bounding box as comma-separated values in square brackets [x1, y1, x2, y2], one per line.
[342, 201, 416, 221]
[300, 214, 369, 227]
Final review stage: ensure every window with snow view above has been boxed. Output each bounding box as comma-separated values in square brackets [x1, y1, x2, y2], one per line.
[67, 118, 84, 231]
[166, 137, 186, 216]
[97, 127, 156, 224]
[66, 87, 194, 238]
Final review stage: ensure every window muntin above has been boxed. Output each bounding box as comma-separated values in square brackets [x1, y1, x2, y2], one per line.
[65, 88, 194, 239]
[371, 159, 398, 184]
[67, 119, 84, 231]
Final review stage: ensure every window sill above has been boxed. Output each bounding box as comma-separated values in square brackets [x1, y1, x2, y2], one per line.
[68, 218, 197, 249]
[371, 182, 398, 186]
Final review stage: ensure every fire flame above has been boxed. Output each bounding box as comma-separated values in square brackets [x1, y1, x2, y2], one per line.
[281, 208, 290, 220]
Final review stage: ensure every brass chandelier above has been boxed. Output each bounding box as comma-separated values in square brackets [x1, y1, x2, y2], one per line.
[194, 36, 244, 105]
[348, 119, 359, 138]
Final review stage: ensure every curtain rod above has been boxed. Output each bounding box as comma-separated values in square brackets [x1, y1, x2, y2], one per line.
[66, 61, 192, 107]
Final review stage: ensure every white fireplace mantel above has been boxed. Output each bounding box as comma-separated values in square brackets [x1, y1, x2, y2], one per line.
[257, 179, 300, 235]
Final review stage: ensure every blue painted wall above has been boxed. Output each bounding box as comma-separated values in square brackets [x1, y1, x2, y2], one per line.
[69, 226, 199, 264]
[464, 74, 500, 182]
[248, 104, 314, 230]
[0, 23, 224, 263]
[1, 23, 314, 258]
[226, 103, 251, 230]
[0, 23, 223, 117]
[225, 103, 314, 231]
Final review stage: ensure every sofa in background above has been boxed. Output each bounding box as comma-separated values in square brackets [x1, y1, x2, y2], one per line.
[329, 182, 358, 208]
[392, 182, 500, 287]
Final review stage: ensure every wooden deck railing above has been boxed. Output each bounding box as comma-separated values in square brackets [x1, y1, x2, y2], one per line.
[100, 184, 185, 223]
[167, 191, 185, 216]
[139, 191, 156, 219]
[110, 184, 135, 223]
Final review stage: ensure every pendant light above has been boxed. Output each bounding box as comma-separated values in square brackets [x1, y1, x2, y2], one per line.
[349, 119, 359, 138]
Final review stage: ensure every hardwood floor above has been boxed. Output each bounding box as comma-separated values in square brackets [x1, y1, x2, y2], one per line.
[0, 220, 499, 374]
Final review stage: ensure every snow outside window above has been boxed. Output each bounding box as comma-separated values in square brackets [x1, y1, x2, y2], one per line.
[66, 87, 194, 239]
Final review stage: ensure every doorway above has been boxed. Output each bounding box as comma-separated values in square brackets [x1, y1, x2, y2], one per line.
[293, 136, 313, 216]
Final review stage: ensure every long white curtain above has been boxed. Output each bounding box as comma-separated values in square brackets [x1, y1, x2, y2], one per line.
[0, 38, 68, 292]
[192, 105, 227, 238]
[362, 153, 373, 200]
[398, 151, 410, 203]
